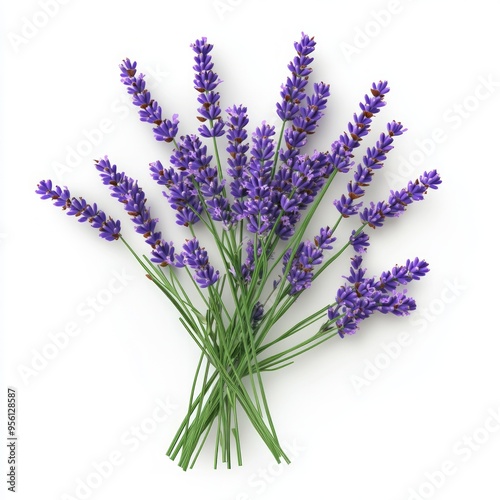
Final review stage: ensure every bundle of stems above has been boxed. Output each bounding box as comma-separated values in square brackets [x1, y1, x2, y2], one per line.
[125, 169, 361, 469]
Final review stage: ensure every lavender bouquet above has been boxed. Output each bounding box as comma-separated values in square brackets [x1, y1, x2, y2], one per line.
[36, 33, 440, 469]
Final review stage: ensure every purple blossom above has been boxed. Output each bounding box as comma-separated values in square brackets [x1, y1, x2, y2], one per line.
[272, 151, 332, 239]
[314, 226, 336, 250]
[226, 105, 250, 203]
[240, 123, 280, 235]
[266, 82, 390, 241]
[171, 134, 233, 226]
[276, 33, 316, 121]
[95, 157, 177, 266]
[360, 170, 442, 228]
[179, 238, 219, 288]
[328, 254, 423, 337]
[151, 241, 177, 268]
[349, 230, 370, 253]
[35, 180, 121, 241]
[241, 239, 263, 283]
[334, 121, 406, 217]
[280, 82, 330, 165]
[420, 169, 442, 190]
[119, 58, 179, 143]
[283, 227, 336, 294]
[375, 258, 430, 291]
[251, 302, 264, 327]
[330, 81, 390, 175]
[150, 159, 203, 227]
[191, 38, 225, 138]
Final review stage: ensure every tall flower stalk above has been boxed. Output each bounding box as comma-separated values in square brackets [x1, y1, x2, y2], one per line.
[36, 33, 441, 470]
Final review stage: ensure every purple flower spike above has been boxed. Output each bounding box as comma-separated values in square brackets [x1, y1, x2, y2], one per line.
[330, 81, 390, 175]
[150, 159, 203, 227]
[226, 105, 250, 204]
[180, 238, 219, 288]
[280, 81, 330, 165]
[328, 254, 422, 338]
[284, 227, 336, 295]
[241, 123, 279, 235]
[151, 241, 177, 268]
[119, 58, 179, 143]
[360, 170, 441, 228]
[276, 33, 316, 121]
[271, 151, 332, 240]
[375, 257, 430, 291]
[314, 226, 336, 250]
[241, 239, 261, 283]
[350, 230, 370, 253]
[251, 302, 264, 327]
[405, 257, 430, 280]
[36, 180, 121, 241]
[191, 37, 225, 138]
[334, 121, 406, 218]
[169, 134, 233, 227]
[95, 157, 177, 264]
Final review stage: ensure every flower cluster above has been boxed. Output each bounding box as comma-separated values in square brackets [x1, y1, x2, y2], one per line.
[119, 58, 179, 143]
[334, 121, 406, 217]
[35, 180, 121, 241]
[173, 134, 232, 226]
[276, 33, 316, 121]
[178, 238, 219, 288]
[192, 37, 225, 138]
[36, 33, 441, 470]
[149, 158, 203, 227]
[94, 157, 177, 267]
[330, 80, 391, 177]
[226, 104, 250, 205]
[328, 255, 429, 337]
[283, 227, 336, 294]
[360, 169, 441, 228]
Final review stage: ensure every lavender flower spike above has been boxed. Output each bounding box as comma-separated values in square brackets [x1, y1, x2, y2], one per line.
[95, 157, 178, 267]
[226, 105, 250, 212]
[150, 159, 203, 227]
[276, 32, 316, 121]
[330, 80, 390, 174]
[360, 170, 442, 228]
[168, 134, 233, 227]
[328, 254, 423, 338]
[241, 122, 279, 235]
[280, 81, 330, 165]
[283, 227, 336, 295]
[119, 58, 179, 143]
[180, 238, 220, 288]
[334, 121, 406, 218]
[191, 37, 225, 138]
[35, 180, 121, 241]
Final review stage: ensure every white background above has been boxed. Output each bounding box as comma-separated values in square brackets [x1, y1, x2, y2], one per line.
[1, 1, 499, 499]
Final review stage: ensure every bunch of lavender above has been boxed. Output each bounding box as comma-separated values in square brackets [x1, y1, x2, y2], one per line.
[36, 34, 441, 469]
